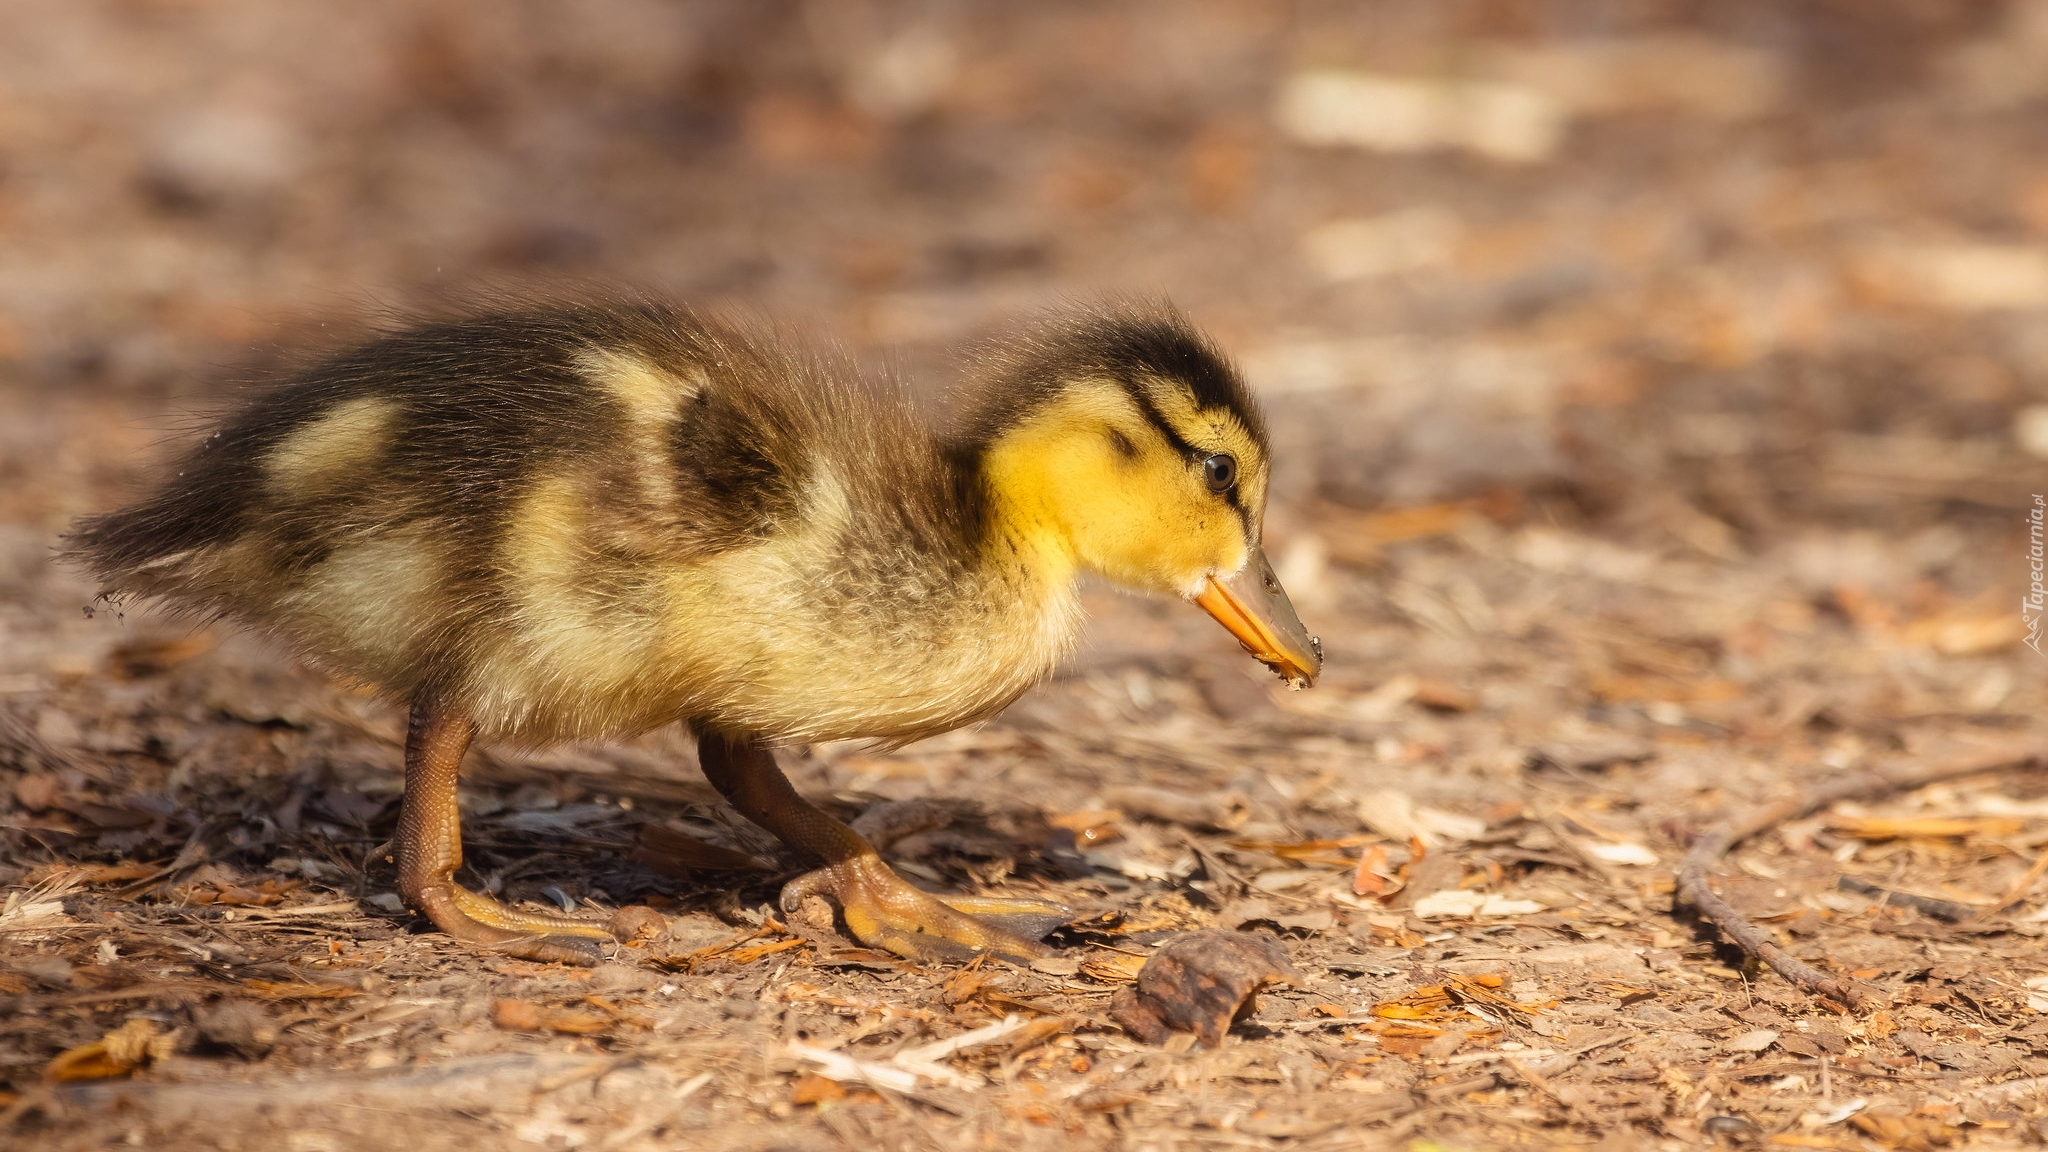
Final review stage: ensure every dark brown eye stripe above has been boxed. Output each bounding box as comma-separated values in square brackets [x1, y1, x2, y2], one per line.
[1120, 377, 1250, 520]
[1121, 381, 1202, 462]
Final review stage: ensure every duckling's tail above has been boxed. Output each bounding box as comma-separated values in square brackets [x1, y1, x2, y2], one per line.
[62, 465, 252, 610]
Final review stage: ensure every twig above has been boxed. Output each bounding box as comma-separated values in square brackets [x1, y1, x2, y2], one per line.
[1674, 740, 2046, 1009]
[1986, 842, 2048, 917]
[891, 1014, 1033, 1066]
[1835, 877, 1980, 923]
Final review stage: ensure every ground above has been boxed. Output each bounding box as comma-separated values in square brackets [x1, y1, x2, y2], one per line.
[3, 2, 2048, 1150]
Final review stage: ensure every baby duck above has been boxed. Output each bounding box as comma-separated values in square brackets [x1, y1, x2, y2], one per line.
[68, 300, 1320, 965]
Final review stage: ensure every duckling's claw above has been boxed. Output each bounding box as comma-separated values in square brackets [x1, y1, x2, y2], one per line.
[781, 855, 1058, 964]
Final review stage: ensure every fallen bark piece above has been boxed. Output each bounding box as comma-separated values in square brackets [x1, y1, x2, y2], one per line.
[1109, 930, 1300, 1048]
[1101, 786, 1250, 831]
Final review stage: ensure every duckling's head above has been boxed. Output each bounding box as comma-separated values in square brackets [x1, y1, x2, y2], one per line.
[966, 307, 1322, 687]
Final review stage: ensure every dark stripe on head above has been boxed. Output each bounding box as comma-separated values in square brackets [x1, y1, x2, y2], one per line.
[1122, 383, 1202, 462]
[952, 302, 1267, 451]
[1121, 375, 1253, 534]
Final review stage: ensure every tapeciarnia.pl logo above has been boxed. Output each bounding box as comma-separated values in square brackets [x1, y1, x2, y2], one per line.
[2028, 493, 2045, 655]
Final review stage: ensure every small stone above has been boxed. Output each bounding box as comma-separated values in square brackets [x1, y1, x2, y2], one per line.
[1702, 1115, 1760, 1144]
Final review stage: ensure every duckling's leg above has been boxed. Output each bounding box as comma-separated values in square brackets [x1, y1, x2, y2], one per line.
[698, 732, 1070, 963]
[396, 695, 630, 965]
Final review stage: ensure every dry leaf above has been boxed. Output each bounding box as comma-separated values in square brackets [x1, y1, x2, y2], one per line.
[1901, 610, 2026, 655]
[629, 824, 768, 877]
[1374, 985, 1453, 1021]
[1047, 808, 1124, 847]
[1581, 841, 1660, 866]
[1411, 890, 1547, 918]
[728, 937, 808, 965]
[492, 998, 611, 1034]
[1414, 680, 1477, 712]
[103, 633, 215, 680]
[1353, 843, 1399, 897]
[183, 877, 299, 906]
[24, 861, 162, 886]
[1101, 786, 1250, 831]
[1356, 790, 1487, 847]
[1230, 834, 1375, 867]
[1725, 1029, 1778, 1052]
[790, 1072, 848, 1106]
[1079, 952, 1149, 984]
[1589, 674, 1743, 704]
[241, 979, 361, 999]
[1002, 1015, 1074, 1058]
[1831, 816, 2025, 841]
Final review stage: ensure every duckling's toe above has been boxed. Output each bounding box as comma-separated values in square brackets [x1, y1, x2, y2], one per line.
[781, 855, 1069, 964]
[498, 934, 608, 966]
[934, 894, 1078, 942]
[408, 880, 624, 967]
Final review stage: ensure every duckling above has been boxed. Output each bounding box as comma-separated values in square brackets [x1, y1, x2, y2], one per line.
[66, 300, 1320, 965]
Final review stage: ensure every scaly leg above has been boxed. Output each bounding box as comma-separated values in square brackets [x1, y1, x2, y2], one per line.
[396, 693, 633, 965]
[697, 732, 1070, 963]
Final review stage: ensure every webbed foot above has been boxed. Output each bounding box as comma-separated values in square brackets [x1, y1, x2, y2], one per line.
[695, 731, 1072, 965]
[781, 854, 1070, 963]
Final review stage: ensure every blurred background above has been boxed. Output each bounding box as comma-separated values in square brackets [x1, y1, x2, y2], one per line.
[1, 0, 2043, 521]
[1, 0, 2044, 722]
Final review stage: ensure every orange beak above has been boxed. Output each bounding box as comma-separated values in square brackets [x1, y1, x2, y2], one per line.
[1191, 547, 1322, 689]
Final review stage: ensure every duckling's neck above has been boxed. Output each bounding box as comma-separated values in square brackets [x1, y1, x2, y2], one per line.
[966, 416, 1084, 593]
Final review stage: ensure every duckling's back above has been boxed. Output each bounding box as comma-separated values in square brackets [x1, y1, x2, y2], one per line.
[68, 302, 1028, 744]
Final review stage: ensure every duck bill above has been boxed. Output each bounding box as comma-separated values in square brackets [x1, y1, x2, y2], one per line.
[1191, 548, 1323, 689]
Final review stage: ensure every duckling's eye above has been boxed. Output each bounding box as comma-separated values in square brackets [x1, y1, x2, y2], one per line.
[1202, 454, 1237, 493]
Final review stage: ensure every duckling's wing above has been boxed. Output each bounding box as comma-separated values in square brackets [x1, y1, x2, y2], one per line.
[70, 305, 836, 676]
[69, 306, 786, 587]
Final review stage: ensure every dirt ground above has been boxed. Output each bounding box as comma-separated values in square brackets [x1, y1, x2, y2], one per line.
[4, 2, 2048, 1149]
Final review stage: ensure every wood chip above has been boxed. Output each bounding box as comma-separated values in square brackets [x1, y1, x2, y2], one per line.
[1109, 930, 1299, 1048]
[492, 999, 612, 1035]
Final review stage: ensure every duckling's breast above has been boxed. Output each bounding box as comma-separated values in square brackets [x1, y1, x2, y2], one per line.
[658, 488, 1085, 745]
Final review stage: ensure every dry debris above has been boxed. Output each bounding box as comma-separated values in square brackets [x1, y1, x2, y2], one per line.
[1110, 930, 1301, 1049]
